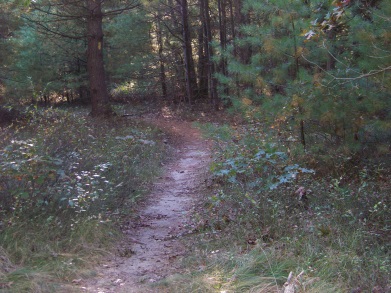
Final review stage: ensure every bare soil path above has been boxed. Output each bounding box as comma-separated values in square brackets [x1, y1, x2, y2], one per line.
[80, 114, 211, 292]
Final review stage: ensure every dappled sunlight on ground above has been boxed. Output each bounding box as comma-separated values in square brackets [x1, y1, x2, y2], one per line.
[161, 106, 174, 118]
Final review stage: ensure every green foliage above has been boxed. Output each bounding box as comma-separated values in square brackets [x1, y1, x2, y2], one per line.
[5, 23, 87, 103]
[3, 2, 158, 104]
[195, 122, 233, 141]
[0, 107, 165, 219]
[0, 107, 167, 290]
[212, 144, 313, 190]
[162, 122, 391, 292]
[216, 0, 391, 154]
[1, 138, 63, 212]
[105, 10, 153, 84]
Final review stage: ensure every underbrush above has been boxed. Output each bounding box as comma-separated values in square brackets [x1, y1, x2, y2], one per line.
[0, 106, 167, 292]
[157, 122, 390, 293]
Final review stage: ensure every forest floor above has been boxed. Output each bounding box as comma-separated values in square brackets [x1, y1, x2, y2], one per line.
[2, 103, 387, 292]
[79, 110, 212, 292]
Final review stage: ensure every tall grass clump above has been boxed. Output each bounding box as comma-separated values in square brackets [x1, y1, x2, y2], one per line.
[158, 122, 390, 293]
[0, 106, 167, 291]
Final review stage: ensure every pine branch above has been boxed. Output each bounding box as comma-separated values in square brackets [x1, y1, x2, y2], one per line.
[103, 2, 141, 17]
[21, 15, 86, 40]
[300, 53, 391, 85]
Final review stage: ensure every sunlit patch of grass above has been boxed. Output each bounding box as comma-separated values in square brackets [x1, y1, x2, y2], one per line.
[0, 217, 116, 292]
[158, 234, 344, 292]
[4, 267, 81, 293]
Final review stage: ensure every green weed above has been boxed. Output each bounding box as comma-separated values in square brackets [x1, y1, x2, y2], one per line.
[0, 106, 167, 291]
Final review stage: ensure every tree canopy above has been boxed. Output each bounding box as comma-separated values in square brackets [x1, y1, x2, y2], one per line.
[1, 0, 390, 140]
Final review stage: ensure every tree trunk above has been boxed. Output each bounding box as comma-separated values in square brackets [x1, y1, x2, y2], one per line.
[201, 0, 219, 109]
[156, 13, 167, 99]
[181, 0, 198, 103]
[217, 0, 229, 100]
[300, 119, 306, 149]
[233, 0, 250, 64]
[87, 0, 113, 117]
[198, 0, 208, 98]
[218, 0, 228, 77]
[291, 15, 299, 79]
[229, 0, 235, 45]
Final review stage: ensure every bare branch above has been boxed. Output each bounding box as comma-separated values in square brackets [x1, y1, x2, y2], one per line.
[300, 53, 391, 84]
[321, 40, 361, 75]
[103, 2, 141, 16]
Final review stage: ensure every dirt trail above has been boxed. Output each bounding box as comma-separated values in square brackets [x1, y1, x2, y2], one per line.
[81, 115, 211, 293]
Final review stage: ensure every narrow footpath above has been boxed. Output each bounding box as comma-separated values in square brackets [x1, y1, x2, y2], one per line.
[81, 116, 211, 292]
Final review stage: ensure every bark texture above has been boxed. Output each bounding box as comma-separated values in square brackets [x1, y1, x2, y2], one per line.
[87, 0, 113, 117]
[156, 13, 167, 99]
[181, 0, 198, 103]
